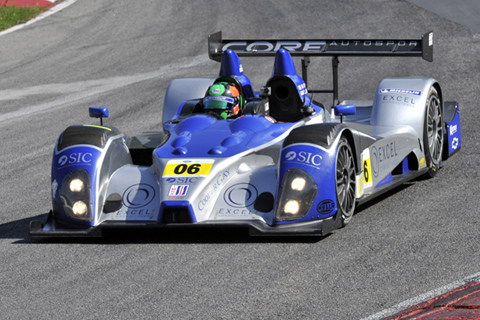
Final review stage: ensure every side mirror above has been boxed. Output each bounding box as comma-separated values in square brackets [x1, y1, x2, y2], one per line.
[89, 107, 109, 126]
[333, 104, 355, 123]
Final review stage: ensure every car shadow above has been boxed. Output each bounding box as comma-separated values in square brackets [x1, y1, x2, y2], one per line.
[354, 182, 414, 214]
[2, 213, 327, 244]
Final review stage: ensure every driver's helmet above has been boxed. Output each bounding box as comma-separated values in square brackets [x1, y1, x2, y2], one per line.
[203, 82, 243, 120]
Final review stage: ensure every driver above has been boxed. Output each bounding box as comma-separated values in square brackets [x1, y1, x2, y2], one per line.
[203, 81, 244, 120]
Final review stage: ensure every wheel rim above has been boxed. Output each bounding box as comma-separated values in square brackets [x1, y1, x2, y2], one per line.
[336, 143, 356, 218]
[427, 93, 443, 164]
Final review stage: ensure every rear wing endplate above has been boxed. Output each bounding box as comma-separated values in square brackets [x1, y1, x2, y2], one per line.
[208, 31, 433, 104]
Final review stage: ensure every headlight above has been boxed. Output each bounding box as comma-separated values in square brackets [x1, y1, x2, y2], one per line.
[72, 201, 88, 217]
[275, 168, 318, 221]
[284, 200, 300, 215]
[291, 177, 306, 191]
[69, 179, 85, 193]
[59, 169, 93, 222]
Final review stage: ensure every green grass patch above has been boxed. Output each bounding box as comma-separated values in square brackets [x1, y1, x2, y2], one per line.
[0, 5, 46, 32]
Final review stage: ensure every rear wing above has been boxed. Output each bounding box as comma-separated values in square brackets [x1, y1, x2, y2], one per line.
[208, 31, 433, 103]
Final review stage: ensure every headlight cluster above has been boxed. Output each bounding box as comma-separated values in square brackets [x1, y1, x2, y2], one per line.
[59, 169, 93, 221]
[275, 168, 318, 221]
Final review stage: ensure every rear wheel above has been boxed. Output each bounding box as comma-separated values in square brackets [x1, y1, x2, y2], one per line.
[423, 86, 444, 178]
[336, 137, 356, 226]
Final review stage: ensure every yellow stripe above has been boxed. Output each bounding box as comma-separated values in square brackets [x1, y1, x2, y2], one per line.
[83, 124, 112, 131]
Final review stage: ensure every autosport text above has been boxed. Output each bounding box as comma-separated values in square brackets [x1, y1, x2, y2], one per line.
[327, 40, 419, 47]
[197, 169, 231, 211]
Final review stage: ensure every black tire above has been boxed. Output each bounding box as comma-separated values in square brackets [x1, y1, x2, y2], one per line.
[336, 136, 356, 226]
[423, 86, 444, 178]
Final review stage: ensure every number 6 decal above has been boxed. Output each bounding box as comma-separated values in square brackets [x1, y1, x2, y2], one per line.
[163, 159, 214, 177]
[362, 149, 372, 188]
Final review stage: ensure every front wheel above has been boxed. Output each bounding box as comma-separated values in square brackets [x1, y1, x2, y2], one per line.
[336, 136, 356, 226]
[423, 86, 444, 178]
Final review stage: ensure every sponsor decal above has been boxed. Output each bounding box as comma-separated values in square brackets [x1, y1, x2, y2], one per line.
[371, 142, 398, 177]
[215, 208, 258, 219]
[168, 185, 189, 197]
[116, 184, 156, 220]
[356, 175, 364, 198]
[382, 94, 417, 107]
[284, 150, 322, 168]
[163, 159, 214, 177]
[420, 157, 425, 167]
[116, 208, 155, 219]
[122, 184, 155, 208]
[204, 96, 234, 103]
[380, 88, 421, 95]
[198, 169, 231, 211]
[52, 179, 58, 198]
[452, 137, 459, 150]
[264, 115, 275, 123]
[209, 84, 225, 95]
[317, 199, 335, 214]
[165, 177, 199, 184]
[58, 152, 93, 167]
[223, 41, 326, 53]
[223, 183, 258, 208]
[450, 124, 458, 136]
[221, 40, 419, 53]
[297, 83, 308, 96]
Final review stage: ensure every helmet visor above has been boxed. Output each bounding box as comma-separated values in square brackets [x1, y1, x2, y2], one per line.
[204, 96, 234, 110]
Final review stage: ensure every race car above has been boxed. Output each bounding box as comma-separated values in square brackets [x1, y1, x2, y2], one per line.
[30, 31, 461, 237]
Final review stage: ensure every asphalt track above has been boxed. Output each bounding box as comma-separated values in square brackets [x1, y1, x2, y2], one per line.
[0, 1, 479, 319]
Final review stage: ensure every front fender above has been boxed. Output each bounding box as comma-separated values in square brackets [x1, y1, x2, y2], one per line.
[51, 125, 131, 226]
[274, 133, 342, 226]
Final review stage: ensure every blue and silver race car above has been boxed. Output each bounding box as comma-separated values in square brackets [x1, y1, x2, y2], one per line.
[30, 31, 461, 236]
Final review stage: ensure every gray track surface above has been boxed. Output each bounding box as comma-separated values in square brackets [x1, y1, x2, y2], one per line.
[0, 1, 479, 319]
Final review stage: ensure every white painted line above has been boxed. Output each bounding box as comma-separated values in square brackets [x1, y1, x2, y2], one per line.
[0, 0, 77, 37]
[0, 55, 210, 125]
[360, 271, 480, 320]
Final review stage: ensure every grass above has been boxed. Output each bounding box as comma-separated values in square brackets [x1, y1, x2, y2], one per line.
[0, 5, 46, 31]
